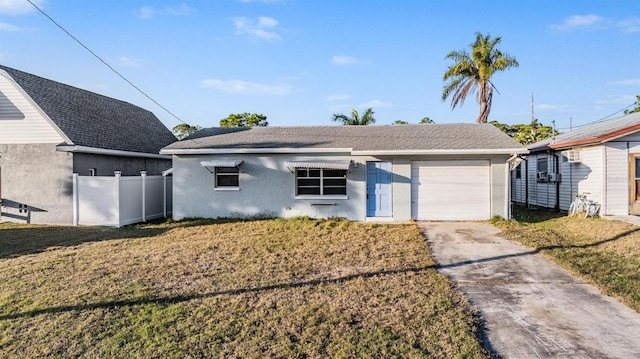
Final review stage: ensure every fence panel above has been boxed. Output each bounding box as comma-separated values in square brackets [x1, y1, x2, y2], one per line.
[76, 176, 119, 226]
[119, 176, 144, 226]
[74, 173, 171, 227]
[145, 176, 165, 220]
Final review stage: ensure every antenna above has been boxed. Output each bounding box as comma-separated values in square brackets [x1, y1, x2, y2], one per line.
[531, 92, 534, 124]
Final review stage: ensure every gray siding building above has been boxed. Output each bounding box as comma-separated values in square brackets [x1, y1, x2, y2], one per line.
[0, 65, 176, 224]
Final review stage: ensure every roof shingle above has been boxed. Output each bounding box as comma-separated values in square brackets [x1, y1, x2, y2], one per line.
[1, 65, 176, 154]
[163, 123, 524, 152]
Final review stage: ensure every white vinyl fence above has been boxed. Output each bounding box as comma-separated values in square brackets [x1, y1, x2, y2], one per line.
[72, 171, 172, 227]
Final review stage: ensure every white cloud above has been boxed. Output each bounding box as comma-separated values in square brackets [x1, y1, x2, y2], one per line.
[618, 17, 640, 33]
[595, 95, 637, 105]
[116, 56, 140, 67]
[0, 0, 45, 15]
[358, 100, 392, 109]
[535, 104, 558, 111]
[608, 79, 640, 86]
[0, 21, 22, 31]
[201, 79, 291, 96]
[138, 6, 155, 19]
[551, 14, 603, 31]
[233, 16, 281, 41]
[332, 55, 359, 65]
[536, 104, 572, 112]
[324, 94, 351, 102]
[136, 3, 193, 19]
[239, 0, 284, 3]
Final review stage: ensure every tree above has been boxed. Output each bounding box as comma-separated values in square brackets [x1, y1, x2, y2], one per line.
[393, 120, 409, 125]
[220, 113, 268, 128]
[419, 117, 434, 124]
[624, 95, 640, 115]
[331, 108, 375, 125]
[490, 120, 558, 145]
[172, 123, 202, 140]
[442, 32, 519, 123]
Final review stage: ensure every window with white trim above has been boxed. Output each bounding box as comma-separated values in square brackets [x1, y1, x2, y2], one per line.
[296, 168, 347, 196]
[536, 157, 548, 173]
[215, 167, 239, 188]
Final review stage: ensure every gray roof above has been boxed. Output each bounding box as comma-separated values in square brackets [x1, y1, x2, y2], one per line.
[163, 123, 525, 152]
[1, 65, 176, 154]
[528, 111, 640, 151]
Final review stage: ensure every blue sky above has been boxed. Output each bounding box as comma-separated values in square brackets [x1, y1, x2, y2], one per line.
[0, 0, 638, 132]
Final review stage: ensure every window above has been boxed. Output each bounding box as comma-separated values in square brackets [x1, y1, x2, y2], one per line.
[296, 168, 347, 196]
[215, 167, 239, 188]
[515, 165, 521, 179]
[536, 157, 548, 173]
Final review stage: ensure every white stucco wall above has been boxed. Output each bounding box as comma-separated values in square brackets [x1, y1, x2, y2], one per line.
[172, 153, 367, 221]
[171, 153, 512, 221]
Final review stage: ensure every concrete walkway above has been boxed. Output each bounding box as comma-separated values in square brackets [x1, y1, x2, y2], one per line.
[603, 214, 640, 226]
[419, 222, 640, 359]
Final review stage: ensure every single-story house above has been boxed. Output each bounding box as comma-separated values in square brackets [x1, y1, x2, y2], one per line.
[0, 65, 176, 224]
[161, 124, 528, 221]
[511, 111, 640, 215]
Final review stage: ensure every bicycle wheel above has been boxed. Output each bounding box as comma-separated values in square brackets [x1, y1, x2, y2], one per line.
[568, 200, 578, 217]
[578, 202, 590, 218]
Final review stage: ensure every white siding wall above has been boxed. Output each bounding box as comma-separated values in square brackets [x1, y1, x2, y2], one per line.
[604, 142, 628, 215]
[513, 147, 604, 212]
[511, 164, 527, 204]
[573, 146, 603, 208]
[525, 153, 558, 208]
[0, 70, 65, 144]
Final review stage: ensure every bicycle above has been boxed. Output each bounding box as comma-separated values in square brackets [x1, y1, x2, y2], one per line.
[568, 193, 600, 218]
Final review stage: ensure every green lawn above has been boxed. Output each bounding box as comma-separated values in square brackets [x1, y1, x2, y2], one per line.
[491, 207, 640, 313]
[0, 218, 488, 358]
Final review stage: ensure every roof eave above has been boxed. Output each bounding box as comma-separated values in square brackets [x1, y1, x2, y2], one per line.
[351, 148, 529, 156]
[160, 147, 354, 155]
[57, 145, 170, 159]
[549, 122, 640, 150]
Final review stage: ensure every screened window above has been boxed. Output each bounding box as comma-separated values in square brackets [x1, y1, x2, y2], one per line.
[296, 168, 347, 196]
[536, 157, 548, 173]
[215, 167, 239, 188]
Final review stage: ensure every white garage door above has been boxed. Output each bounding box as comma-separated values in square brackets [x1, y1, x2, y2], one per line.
[411, 160, 491, 220]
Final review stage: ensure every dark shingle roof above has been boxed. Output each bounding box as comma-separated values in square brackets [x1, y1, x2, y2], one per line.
[163, 123, 525, 152]
[1, 65, 176, 154]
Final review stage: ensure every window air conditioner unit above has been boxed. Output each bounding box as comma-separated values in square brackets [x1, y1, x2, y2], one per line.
[548, 173, 562, 183]
[563, 150, 582, 163]
[536, 172, 549, 182]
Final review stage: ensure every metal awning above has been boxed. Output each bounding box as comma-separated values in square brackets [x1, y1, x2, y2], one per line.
[285, 160, 351, 172]
[201, 160, 243, 173]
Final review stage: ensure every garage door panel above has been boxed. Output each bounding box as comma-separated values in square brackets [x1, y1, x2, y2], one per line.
[411, 160, 490, 220]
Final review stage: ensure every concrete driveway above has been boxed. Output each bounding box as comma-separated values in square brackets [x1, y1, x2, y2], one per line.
[419, 222, 640, 359]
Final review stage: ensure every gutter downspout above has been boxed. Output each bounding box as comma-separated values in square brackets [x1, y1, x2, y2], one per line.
[522, 156, 529, 208]
[552, 152, 560, 211]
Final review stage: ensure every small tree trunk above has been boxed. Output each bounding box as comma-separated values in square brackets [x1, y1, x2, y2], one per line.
[477, 85, 490, 123]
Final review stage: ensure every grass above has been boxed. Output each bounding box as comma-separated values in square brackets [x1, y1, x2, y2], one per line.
[491, 207, 640, 313]
[0, 218, 488, 358]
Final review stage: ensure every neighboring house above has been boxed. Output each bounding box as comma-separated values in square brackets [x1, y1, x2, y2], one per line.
[161, 124, 527, 221]
[0, 65, 176, 224]
[511, 112, 640, 215]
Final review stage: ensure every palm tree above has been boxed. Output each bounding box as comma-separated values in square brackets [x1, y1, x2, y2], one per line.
[442, 32, 519, 123]
[331, 108, 375, 125]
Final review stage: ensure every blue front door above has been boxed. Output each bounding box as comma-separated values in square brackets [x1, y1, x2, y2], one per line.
[367, 161, 392, 217]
